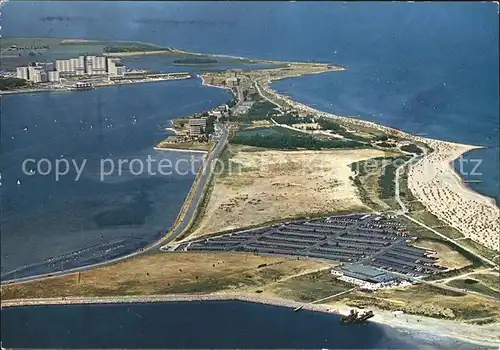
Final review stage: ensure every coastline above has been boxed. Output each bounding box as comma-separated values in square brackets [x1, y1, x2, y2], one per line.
[199, 74, 234, 94]
[153, 146, 208, 154]
[257, 78, 500, 252]
[2, 293, 499, 347]
[0, 76, 190, 96]
[407, 139, 500, 251]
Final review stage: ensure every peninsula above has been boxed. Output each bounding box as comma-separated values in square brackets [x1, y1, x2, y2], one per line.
[2, 38, 499, 347]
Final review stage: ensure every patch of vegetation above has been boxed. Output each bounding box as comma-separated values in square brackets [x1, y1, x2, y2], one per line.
[423, 266, 474, 281]
[459, 239, 499, 263]
[103, 44, 168, 53]
[272, 270, 354, 303]
[0, 77, 28, 91]
[234, 100, 278, 123]
[348, 156, 397, 211]
[377, 142, 397, 148]
[173, 57, 218, 65]
[337, 283, 500, 320]
[317, 118, 377, 142]
[415, 236, 485, 270]
[231, 126, 369, 150]
[205, 114, 217, 136]
[273, 112, 314, 125]
[400, 143, 423, 155]
[471, 274, 500, 291]
[379, 155, 411, 199]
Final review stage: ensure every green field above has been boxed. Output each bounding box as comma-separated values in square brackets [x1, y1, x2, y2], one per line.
[447, 279, 499, 299]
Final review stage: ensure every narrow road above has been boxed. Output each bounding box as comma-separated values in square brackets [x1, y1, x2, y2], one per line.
[394, 153, 418, 213]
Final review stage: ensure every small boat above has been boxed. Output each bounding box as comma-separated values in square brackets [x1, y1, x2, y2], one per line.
[340, 309, 358, 325]
[17, 179, 21, 186]
[340, 309, 374, 325]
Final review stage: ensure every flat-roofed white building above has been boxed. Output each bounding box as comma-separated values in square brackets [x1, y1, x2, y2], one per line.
[56, 59, 73, 74]
[107, 58, 118, 75]
[86, 56, 107, 75]
[16, 67, 29, 80]
[48, 71, 60, 82]
[28, 67, 47, 83]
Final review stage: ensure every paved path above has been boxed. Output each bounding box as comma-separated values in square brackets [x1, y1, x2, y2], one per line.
[428, 268, 495, 284]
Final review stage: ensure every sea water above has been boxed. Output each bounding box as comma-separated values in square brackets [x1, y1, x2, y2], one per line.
[0, 301, 491, 349]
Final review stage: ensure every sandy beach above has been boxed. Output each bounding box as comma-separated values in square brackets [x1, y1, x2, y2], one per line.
[257, 78, 500, 253]
[407, 139, 500, 251]
[102, 50, 172, 57]
[2, 293, 499, 347]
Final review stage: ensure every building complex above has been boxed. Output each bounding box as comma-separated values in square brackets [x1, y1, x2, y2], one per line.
[16, 55, 126, 83]
[172, 213, 446, 289]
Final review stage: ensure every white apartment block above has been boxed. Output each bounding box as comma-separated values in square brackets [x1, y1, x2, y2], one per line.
[28, 67, 47, 83]
[107, 58, 118, 76]
[70, 57, 85, 75]
[116, 65, 126, 76]
[56, 56, 85, 75]
[47, 71, 60, 82]
[86, 56, 107, 75]
[56, 59, 71, 73]
[16, 67, 29, 80]
[107, 58, 126, 77]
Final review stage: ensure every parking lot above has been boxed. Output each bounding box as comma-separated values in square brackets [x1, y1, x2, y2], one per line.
[174, 213, 446, 278]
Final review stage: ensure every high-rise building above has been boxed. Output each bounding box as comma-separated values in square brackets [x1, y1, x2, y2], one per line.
[40, 71, 48, 83]
[16, 67, 29, 80]
[86, 56, 107, 75]
[71, 56, 85, 75]
[56, 59, 72, 74]
[55, 60, 64, 72]
[107, 58, 118, 76]
[48, 71, 60, 82]
[27, 66, 48, 83]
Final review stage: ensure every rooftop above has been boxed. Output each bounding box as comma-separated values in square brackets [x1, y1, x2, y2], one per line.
[338, 263, 387, 278]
